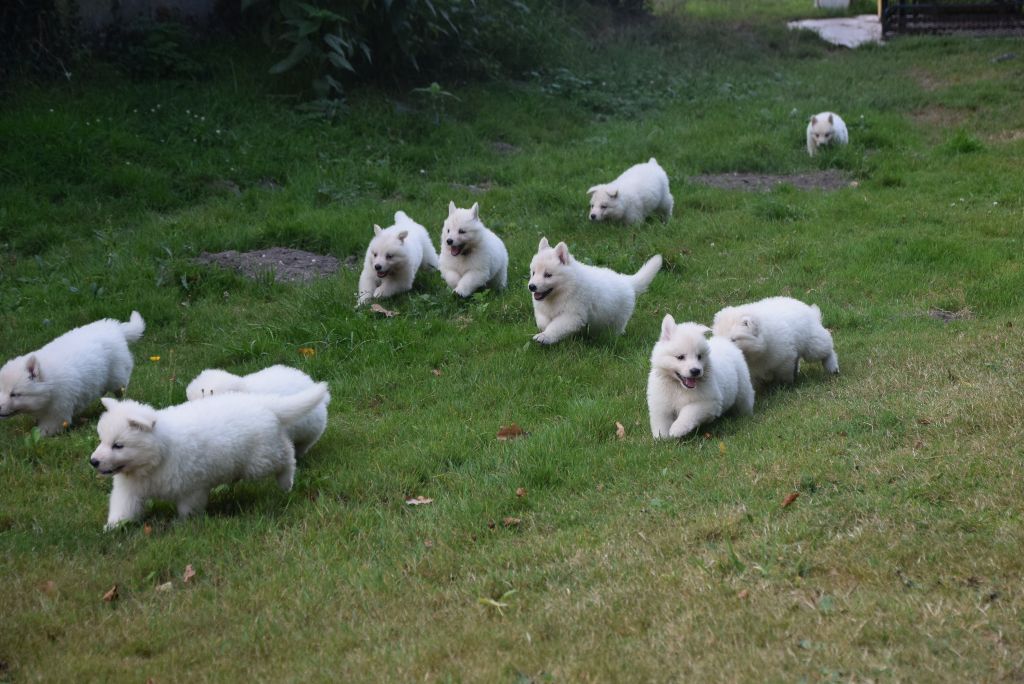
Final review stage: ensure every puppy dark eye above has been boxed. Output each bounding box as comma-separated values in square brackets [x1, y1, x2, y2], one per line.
[372, 252, 377, 257]
[458, 229, 465, 234]
[543, 272, 551, 278]
[385, 254, 393, 260]
[9, 392, 19, 398]
[112, 443, 124, 450]
[697, 354, 703, 360]
[676, 354, 686, 360]
[600, 204, 608, 209]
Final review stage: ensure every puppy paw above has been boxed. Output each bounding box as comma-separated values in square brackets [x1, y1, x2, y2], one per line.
[454, 286, 474, 298]
[533, 332, 554, 345]
[373, 287, 385, 299]
[669, 423, 697, 439]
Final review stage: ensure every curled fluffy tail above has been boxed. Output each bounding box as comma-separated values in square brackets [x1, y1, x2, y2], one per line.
[268, 382, 330, 427]
[630, 255, 663, 294]
[121, 311, 146, 343]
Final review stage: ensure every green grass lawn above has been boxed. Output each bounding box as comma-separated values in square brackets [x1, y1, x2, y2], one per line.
[2, 4, 1024, 681]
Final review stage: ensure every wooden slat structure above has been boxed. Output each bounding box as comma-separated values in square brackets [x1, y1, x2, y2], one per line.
[879, 0, 1024, 33]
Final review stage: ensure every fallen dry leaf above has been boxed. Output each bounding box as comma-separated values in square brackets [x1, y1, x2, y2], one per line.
[703, 432, 713, 440]
[502, 517, 522, 528]
[781, 492, 800, 508]
[496, 423, 526, 441]
[423, 539, 434, 548]
[143, 523, 153, 537]
[182, 564, 196, 584]
[487, 519, 496, 529]
[102, 584, 119, 602]
[40, 580, 58, 595]
[738, 589, 749, 600]
[615, 421, 626, 440]
[149, 355, 161, 362]
[431, 368, 442, 377]
[298, 347, 316, 357]
[515, 487, 527, 498]
[405, 496, 434, 506]
[155, 582, 173, 593]
[917, 417, 932, 425]
[718, 441, 726, 455]
[370, 303, 398, 318]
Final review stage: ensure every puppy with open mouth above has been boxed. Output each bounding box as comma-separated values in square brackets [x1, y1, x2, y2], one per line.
[528, 238, 662, 345]
[647, 315, 755, 439]
[438, 201, 508, 297]
[357, 211, 439, 306]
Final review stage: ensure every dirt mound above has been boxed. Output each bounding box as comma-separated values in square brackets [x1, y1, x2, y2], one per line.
[195, 248, 350, 284]
[689, 171, 852, 192]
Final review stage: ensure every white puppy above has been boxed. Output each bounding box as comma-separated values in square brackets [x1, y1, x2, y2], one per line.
[357, 211, 439, 305]
[587, 157, 674, 224]
[91, 383, 329, 530]
[648, 316, 755, 439]
[0, 312, 145, 436]
[806, 112, 849, 156]
[528, 238, 662, 345]
[712, 296, 839, 386]
[185, 365, 329, 457]
[438, 201, 509, 297]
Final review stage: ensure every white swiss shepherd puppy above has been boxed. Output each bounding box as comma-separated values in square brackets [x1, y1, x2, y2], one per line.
[806, 111, 849, 156]
[712, 296, 839, 386]
[357, 211, 439, 305]
[0, 311, 145, 436]
[438, 201, 508, 297]
[185, 365, 329, 457]
[587, 157, 674, 224]
[528, 238, 662, 345]
[648, 316, 755, 439]
[91, 383, 329, 530]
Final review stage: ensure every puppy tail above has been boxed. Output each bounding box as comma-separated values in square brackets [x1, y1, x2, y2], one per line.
[630, 255, 663, 294]
[268, 382, 330, 427]
[121, 311, 146, 343]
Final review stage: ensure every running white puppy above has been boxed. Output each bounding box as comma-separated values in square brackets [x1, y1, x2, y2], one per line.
[587, 157, 674, 224]
[0, 312, 145, 436]
[712, 296, 839, 386]
[528, 238, 662, 345]
[186, 365, 330, 457]
[806, 111, 849, 156]
[91, 383, 329, 530]
[438, 201, 509, 297]
[647, 316, 755, 439]
[357, 211, 439, 305]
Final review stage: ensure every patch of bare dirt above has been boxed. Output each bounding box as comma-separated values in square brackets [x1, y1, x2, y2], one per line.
[929, 307, 975, 323]
[491, 141, 520, 155]
[195, 248, 354, 284]
[449, 180, 494, 194]
[688, 171, 852, 192]
[909, 105, 969, 129]
[989, 129, 1024, 143]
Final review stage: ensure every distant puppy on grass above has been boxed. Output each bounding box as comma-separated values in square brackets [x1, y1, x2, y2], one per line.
[806, 112, 849, 156]
[186, 365, 329, 457]
[588, 158, 673, 224]
[528, 237, 662, 345]
[647, 316, 755, 439]
[0, 312, 145, 436]
[357, 211, 439, 305]
[438, 201, 508, 297]
[91, 383, 329, 530]
[712, 296, 839, 386]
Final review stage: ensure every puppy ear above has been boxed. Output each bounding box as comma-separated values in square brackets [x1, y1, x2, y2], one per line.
[699, 325, 713, 337]
[100, 397, 118, 411]
[128, 417, 156, 432]
[538, 237, 550, 251]
[741, 315, 757, 333]
[608, 188, 619, 199]
[25, 355, 41, 380]
[470, 202, 479, 219]
[660, 314, 676, 341]
[828, 113, 833, 124]
[373, 224, 383, 236]
[448, 201, 457, 216]
[554, 242, 570, 265]
[397, 230, 408, 243]
[586, 185, 601, 196]
[810, 115, 817, 125]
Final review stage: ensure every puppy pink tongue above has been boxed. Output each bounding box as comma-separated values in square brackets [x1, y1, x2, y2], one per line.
[450, 246, 462, 256]
[682, 377, 697, 389]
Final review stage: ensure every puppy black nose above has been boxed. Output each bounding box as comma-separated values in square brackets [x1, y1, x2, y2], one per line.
[90, 458, 100, 468]
[528, 283, 537, 292]
[589, 214, 597, 220]
[446, 238, 453, 245]
[373, 264, 382, 272]
[689, 368, 701, 377]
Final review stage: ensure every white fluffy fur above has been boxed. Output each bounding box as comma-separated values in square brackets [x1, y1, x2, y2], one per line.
[438, 201, 509, 297]
[647, 316, 755, 439]
[185, 365, 330, 457]
[712, 296, 839, 386]
[357, 211, 439, 305]
[528, 237, 662, 345]
[0, 312, 145, 436]
[587, 157, 674, 224]
[92, 383, 329, 530]
[806, 111, 849, 156]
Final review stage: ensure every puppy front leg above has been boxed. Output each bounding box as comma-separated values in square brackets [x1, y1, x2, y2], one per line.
[533, 315, 583, 345]
[454, 270, 488, 297]
[650, 411, 676, 439]
[441, 268, 462, 290]
[105, 479, 144, 530]
[38, 411, 71, 436]
[668, 402, 719, 438]
[357, 269, 379, 305]
[374, 272, 413, 299]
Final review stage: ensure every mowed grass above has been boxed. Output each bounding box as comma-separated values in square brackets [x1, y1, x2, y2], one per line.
[2, 5, 1024, 680]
